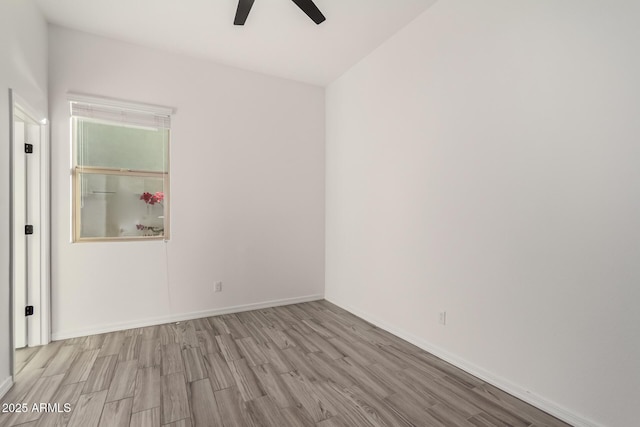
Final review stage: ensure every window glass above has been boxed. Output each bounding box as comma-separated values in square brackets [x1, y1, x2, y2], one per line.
[78, 174, 166, 238]
[76, 119, 169, 172]
[71, 103, 170, 242]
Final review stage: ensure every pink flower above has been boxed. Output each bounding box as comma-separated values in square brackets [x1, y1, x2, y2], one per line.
[140, 191, 164, 205]
[140, 192, 153, 204]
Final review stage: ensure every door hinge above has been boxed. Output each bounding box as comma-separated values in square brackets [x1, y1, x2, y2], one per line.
[25, 225, 34, 235]
[25, 306, 34, 316]
[25, 143, 33, 154]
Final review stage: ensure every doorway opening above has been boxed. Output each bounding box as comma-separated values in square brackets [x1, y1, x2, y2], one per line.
[10, 89, 51, 377]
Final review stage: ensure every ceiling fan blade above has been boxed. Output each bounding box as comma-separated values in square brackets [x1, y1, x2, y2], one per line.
[290, 0, 326, 24]
[234, 0, 255, 25]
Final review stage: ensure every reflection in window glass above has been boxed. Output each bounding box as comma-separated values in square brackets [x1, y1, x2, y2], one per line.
[79, 174, 165, 238]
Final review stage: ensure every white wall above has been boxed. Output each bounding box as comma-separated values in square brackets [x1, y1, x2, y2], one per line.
[0, 0, 48, 394]
[49, 26, 325, 339]
[326, 1, 640, 426]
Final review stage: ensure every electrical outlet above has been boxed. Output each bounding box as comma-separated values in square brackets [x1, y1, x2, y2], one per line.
[439, 311, 447, 325]
[214, 281, 222, 292]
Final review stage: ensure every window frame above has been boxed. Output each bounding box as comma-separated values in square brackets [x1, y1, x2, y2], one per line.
[69, 94, 172, 243]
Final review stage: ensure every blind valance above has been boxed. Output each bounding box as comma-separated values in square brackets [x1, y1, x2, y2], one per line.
[68, 93, 172, 129]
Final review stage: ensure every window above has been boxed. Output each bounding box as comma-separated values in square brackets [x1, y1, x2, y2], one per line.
[70, 95, 172, 242]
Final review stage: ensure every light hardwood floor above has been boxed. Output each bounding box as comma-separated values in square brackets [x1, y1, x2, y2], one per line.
[1, 301, 571, 427]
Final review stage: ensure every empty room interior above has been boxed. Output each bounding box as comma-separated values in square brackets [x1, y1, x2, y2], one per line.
[1, 0, 638, 426]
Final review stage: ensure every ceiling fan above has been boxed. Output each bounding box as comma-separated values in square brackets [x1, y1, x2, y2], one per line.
[234, 0, 326, 25]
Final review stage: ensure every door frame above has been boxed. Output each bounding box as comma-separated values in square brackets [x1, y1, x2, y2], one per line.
[9, 89, 51, 375]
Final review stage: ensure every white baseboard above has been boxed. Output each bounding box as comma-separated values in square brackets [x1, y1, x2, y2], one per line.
[0, 376, 13, 400]
[325, 297, 602, 427]
[52, 294, 324, 341]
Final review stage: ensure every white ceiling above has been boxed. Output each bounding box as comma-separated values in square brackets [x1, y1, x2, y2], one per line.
[35, 0, 436, 86]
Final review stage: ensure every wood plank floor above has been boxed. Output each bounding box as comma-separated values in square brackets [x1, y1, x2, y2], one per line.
[0, 301, 571, 427]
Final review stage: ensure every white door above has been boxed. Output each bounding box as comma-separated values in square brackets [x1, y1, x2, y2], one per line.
[13, 120, 27, 348]
[12, 104, 43, 349]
